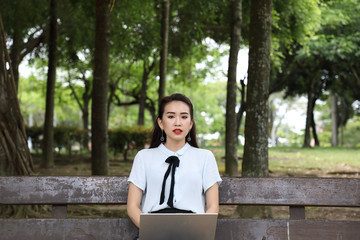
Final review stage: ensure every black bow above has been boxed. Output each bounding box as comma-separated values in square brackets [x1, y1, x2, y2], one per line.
[159, 156, 180, 208]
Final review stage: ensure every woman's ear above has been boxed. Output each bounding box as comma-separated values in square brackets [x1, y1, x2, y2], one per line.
[157, 118, 163, 129]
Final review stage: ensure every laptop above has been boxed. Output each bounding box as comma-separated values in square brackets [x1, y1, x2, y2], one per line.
[139, 213, 218, 240]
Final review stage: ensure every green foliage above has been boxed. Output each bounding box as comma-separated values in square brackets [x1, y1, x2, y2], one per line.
[343, 117, 360, 147]
[26, 125, 89, 154]
[271, 0, 321, 71]
[7, 0, 360, 153]
[108, 126, 152, 161]
[302, 0, 360, 62]
[54, 126, 78, 153]
[27, 125, 154, 158]
[56, 1, 95, 66]
[18, 75, 45, 126]
[110, 0, 160, 60]
[1, 0, 48, 45]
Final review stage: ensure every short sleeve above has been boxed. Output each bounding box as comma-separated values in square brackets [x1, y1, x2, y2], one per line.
[203, 150, 222, 192]
[128, 151, 146, 191]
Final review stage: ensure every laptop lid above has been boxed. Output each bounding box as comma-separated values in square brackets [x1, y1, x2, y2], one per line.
[139, 213, 218, 240]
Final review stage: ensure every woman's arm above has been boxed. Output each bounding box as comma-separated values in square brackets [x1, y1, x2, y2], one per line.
[127, 182, 143, 228]
[205, 182, 219, 213]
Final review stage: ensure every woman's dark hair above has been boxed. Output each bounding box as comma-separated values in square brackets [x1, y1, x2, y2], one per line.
[149, 93, 199, 148]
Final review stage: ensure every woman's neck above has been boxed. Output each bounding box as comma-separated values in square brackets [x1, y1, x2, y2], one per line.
[164, 141, 186, 152]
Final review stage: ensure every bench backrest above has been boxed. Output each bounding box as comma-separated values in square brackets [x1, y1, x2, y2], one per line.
[1, 176, 359, 240]
[1, 176, 359, 206]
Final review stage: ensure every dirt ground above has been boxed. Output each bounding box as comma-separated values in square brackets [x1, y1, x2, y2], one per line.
[31, 154, 360, 221]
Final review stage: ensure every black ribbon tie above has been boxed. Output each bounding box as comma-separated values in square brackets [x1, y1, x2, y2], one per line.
[159, 156, 180, 208]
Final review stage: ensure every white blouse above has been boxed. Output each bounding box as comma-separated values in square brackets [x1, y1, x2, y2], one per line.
[128, 143, 222, 213]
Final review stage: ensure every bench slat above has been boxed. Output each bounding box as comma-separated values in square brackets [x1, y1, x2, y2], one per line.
[219, 177, 360, 207]
[0, 176, 129, 204]
[216, 219, 360, 240]
[1, 176, 359, 207]
[289, 220, 360, 240]
[0, 218, 358, 240]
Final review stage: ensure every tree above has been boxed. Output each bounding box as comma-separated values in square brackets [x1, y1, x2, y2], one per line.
[242, 0, 272, 177]
[42, 0, 58, 168]
[158, 0, 170, 106]
[303, 75, 315, 148]
[67, 68, 92, 150]
[57, 1, 97, 150]
[268, 0, 323, 147]
[91, 0, 110, 175]
[1, 0, 48, 90]
[138, 59, 156, 125]
[319, 0, 360, 146]
[0, 15, 33, 176]
[330, 91, 338, 146]
[225, 0, 242, 176]
[272, 0, 360, 147]
[236, 78, 246, 144]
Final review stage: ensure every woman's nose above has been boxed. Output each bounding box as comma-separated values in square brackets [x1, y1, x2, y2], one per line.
[175, 116, 181, 125]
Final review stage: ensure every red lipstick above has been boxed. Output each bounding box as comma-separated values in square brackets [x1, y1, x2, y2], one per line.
[173, 129, 183, 134]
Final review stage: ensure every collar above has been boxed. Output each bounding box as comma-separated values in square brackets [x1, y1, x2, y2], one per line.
[158, 143, 191, 157]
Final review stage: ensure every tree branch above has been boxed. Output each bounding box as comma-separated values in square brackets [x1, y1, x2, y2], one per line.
[19, 27, 48, 61]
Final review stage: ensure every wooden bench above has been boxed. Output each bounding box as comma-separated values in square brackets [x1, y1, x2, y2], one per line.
[0, 176, 359, 239]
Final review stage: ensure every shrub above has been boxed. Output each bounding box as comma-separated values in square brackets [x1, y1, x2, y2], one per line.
[108, 126, 152, 161]
[26, 126, 43, 153]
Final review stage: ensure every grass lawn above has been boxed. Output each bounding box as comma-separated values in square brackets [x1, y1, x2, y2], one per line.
[212, 146, 360, 178]
[269, 147, 360, 176]
[33, 146, 360, 178]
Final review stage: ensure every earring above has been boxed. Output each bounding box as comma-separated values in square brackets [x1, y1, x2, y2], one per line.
[187, 134, 191, 142]
[160, 129, 165, 142]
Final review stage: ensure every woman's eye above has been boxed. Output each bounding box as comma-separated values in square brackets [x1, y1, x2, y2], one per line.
[168, 116, 174, 119]
[182, 116, 188, 119]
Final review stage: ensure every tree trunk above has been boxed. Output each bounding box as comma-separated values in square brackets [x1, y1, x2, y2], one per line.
[303, 78, 314, 148]
[269, 106, 276, 146]
[236, 79, 246, 145]
[138, 60, 156, 126]
[82, 78, 91, 151]
[107, 74, 124, 122]
[8, 1, 24, 91]
[42, 0, 58, 168]
[330, 91, 338, 146]
[145, 97, 157, 124]
[92, 0, 110, 176]
[158, 0, 169, 107]
[311, 97, 319, 147]
[139, 62, 149, 126]
[242, 0, 272, 177]
[9, 25, 21, 91]
[225, 0, 242, 176]
[0, 16, 33, 176]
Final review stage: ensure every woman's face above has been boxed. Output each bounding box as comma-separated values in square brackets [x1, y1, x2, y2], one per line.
[158, 101, 193, 145]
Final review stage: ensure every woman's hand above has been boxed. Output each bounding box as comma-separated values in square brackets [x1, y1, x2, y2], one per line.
[127, 182, 143, 228]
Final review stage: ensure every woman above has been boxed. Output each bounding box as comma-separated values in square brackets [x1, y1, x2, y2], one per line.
[127, 93, 222, 229]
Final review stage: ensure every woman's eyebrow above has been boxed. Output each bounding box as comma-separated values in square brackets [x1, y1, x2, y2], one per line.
[165, 111, 189, 115]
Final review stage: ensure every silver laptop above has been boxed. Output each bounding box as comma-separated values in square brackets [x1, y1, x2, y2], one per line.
[139, 213, 218, 240]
